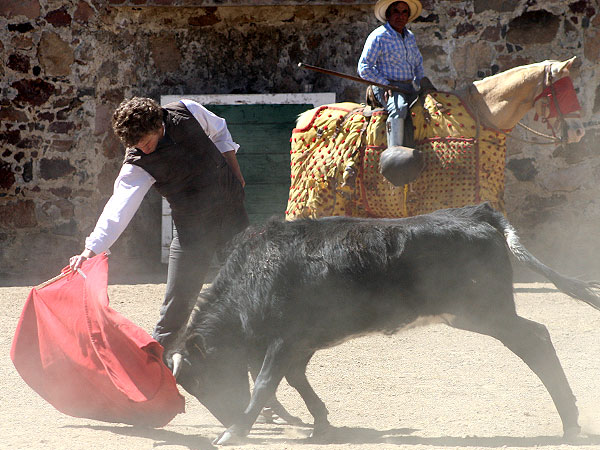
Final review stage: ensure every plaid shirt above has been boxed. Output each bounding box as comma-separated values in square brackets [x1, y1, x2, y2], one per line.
[358, 23, 424, 86]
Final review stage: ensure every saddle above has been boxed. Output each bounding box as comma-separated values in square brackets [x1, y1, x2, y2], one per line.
[365, 77, 438, 149]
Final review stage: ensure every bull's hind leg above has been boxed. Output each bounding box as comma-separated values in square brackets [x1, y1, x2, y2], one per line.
[453, 314, 580, 438]
[285, 353, 331, 438]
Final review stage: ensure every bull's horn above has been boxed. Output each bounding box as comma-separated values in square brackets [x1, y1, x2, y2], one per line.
[172, 352, 183, 379]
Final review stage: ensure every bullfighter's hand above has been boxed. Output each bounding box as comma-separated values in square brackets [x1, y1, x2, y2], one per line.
[69, 249, 96, 271]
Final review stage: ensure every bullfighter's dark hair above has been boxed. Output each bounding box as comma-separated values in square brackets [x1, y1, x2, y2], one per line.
[112, 97, 163, 146]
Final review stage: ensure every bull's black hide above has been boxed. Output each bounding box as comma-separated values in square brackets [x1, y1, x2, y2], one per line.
[170, 203, 600, 445]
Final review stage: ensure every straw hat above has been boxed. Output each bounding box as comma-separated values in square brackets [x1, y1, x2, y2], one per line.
[374, 0, 422, 23]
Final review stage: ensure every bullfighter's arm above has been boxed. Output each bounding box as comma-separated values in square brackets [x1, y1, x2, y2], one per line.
[181, 99, 245, 186]
[70, 164, 154, 270]
[180, 99, 240, 154]
[222, 150, 246, 188]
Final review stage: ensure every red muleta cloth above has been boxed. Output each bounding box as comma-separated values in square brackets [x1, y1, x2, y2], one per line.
[10, 253, 185, 427]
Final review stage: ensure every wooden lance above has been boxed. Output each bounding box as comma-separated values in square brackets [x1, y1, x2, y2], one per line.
[297, 62, 413, 93]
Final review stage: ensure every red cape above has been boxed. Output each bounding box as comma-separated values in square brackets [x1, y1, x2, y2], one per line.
[10, 253, 185, 427]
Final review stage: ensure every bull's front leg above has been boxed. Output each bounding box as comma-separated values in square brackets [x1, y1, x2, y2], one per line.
[214, 338, 292, 445]
[249, 357, 303, 426]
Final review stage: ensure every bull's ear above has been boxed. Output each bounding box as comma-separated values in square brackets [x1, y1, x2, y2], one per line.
[185, 334, 207, 360]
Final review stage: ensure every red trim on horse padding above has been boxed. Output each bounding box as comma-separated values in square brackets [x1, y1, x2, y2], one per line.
[292, 105, 356, 134]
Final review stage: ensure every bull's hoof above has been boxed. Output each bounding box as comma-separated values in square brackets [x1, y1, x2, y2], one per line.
[257, 413, 287, 425]
[257, 407, 288, 425]
[258, 405, 305, 426]
[212, 429, 246, 446]
[563, 425, 583, 441]
[271, 416, 289, 425]
[308, 423, 334, 443]
[276, 414, 304, 426]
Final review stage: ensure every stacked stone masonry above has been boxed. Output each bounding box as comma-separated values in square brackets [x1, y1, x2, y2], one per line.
[1, 0, 599, 279]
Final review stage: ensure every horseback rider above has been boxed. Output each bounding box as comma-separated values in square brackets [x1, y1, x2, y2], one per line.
[358, 0, 423, 148]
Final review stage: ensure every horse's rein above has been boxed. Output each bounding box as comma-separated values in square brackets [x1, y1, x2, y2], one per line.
[534, 64, 572, 144]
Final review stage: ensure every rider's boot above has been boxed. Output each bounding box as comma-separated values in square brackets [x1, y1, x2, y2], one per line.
[386, 116, 404, 147]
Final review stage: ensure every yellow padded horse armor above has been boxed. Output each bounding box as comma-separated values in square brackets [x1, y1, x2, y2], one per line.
[286, 93, 507, 220]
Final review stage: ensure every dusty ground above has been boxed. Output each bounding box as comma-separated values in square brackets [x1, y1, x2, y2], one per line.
[3, 276, 600, 450]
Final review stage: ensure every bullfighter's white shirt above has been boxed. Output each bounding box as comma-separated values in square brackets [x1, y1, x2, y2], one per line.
[84, 99, 239, 255]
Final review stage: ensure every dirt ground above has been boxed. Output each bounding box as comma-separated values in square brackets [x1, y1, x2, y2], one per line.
[3, 276, 600, 450]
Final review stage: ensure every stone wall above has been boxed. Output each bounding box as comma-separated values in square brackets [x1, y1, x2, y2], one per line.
[1, 0, 599, 281]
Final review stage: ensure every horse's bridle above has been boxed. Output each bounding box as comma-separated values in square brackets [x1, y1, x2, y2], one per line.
[471, 63, 576, 146]
[525, 64, 571, 144]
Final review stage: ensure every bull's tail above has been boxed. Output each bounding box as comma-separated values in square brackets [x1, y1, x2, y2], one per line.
[462, 202, 600, 311]
[502, 222, 600, 311]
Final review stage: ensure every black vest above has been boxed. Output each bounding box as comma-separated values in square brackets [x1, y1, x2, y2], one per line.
[123, 101, 248, 241]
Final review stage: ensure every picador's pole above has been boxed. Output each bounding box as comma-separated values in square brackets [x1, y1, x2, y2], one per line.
[298, 62, 409, 93]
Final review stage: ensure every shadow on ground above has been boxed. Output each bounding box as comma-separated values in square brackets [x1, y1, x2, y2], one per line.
[65, 423, 600, 448]
[64, 424, 217, 450]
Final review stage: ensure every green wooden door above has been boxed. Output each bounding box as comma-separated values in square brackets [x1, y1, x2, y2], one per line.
[206, 104, 312, 224]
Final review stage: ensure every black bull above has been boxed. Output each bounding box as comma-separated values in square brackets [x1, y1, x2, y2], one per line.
[170, 203, 600, 445]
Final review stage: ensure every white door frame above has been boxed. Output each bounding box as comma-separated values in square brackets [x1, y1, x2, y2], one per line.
[159, 92, 336, 263]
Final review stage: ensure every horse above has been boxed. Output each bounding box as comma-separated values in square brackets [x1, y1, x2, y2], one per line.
[285, 57, 584, 220]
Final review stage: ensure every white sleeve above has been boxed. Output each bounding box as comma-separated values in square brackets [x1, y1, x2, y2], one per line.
[84, 164, 155, 255]
[180, 99, 240, 154]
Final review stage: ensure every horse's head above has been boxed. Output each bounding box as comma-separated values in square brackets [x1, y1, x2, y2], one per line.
[469, 56, 585, 144]
[532, 57, 585, 144]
